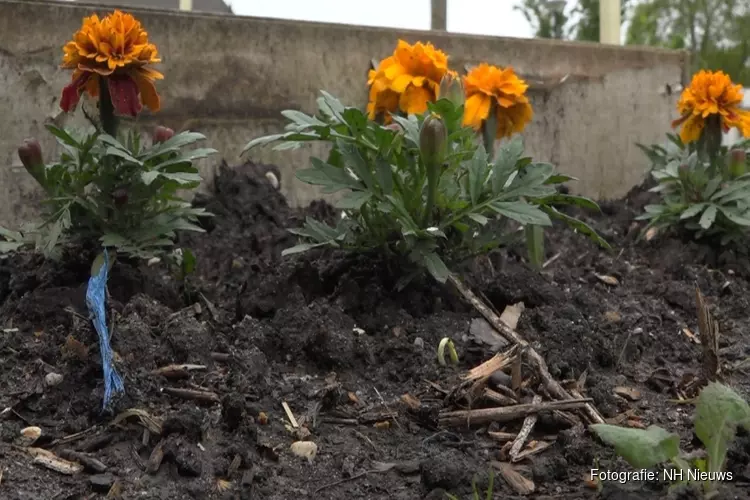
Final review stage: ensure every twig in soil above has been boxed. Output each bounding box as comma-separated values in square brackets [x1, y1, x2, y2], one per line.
[151, 364, 206, 379]
[320, 417, 358, 425]
[488, 431, 516, 442]
[313, 470, 372, 494]
[483, 388, 517, 406]
[49, 426, 100, 447]
[439, 398, 592, 427]
[210, 352, 233, 362]
[465, 348, 518, 381]
[542, 252, 561, 269]
[111, 409, 162, 435]
[282, 401, 299, 428]
[509, 395, 541, 462]
[373, 387, 402, 430]
[162, 387, 220, 404]
[352, 429, 380, 453]
[129, 444, 146, 471]
[27, 447, 83, 475]
[448, 275, 605, 424]
[58, 449, 107, 473]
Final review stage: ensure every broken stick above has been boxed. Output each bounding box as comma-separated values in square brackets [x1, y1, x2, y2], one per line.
[448, 275, 605, 424]
[439, 398, 592, 427]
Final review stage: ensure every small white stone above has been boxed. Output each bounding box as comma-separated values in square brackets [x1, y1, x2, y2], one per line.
[45, 372, 63, 387]
[413, 337, 424, 349]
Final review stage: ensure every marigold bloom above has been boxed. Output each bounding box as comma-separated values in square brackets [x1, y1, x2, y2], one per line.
[60, 10, 163, 117]
[367, 40, 456, 121]
[462, 63, 533, 139]
[671, 70, 750, 144]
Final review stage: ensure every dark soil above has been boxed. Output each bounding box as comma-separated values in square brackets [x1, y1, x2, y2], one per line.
[2, 161, 750, 500]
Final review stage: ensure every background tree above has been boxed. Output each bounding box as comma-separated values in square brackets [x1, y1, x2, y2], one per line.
[514, 0, 569, 39]
[626, 0, 749, 85]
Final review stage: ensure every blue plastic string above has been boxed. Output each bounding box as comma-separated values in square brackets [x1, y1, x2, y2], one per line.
[85, 249, 124, 410]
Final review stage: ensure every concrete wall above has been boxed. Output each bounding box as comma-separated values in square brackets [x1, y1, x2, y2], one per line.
[0, 0, 689, 229]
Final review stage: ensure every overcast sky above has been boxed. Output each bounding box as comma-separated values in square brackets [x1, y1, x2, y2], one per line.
[224, 0, 557, 39]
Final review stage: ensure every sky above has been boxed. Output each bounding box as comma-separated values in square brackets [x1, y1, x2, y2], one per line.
[224, 0, 553, 39]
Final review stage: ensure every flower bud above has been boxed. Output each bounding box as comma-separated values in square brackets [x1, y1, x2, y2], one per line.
[112, 188, 129, 207]
[728, 148, 747, 178]
[419, 113, 447, 168]
[17, 138, 45, 185]
[438, 73, 464, 107]
[153, 126, 174, 144]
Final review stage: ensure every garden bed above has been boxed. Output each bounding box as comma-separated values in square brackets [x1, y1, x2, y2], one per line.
[1, 161, 750, 500]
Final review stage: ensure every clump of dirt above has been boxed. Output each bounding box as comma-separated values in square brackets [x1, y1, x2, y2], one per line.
[1, 162, 749, 499]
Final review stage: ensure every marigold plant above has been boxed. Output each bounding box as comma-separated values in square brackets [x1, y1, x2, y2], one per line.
[244, 55, 607, 283]
[367, 40, 456, 122]
[0, 11, 214, 261]
[638, 70, 750, 246]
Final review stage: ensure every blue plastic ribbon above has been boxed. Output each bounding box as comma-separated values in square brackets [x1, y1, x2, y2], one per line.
[85, 249, 124, 410]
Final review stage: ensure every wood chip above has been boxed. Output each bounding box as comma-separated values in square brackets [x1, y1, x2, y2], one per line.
[146, 440, 165, 474]
[282, 401, 298, 428]
[645, 227, 658, 241]
[493, 461, 534, 494]
[111, 408, 162, 435]
[27, 447, 83, 475]
[682, 327, 700, 344]
[613, 386, 642, 402]
[464, 346, 518, 381]
[488, 431, 517, 442]
[512, 440, 554, 461]
[439, 398, 592, 427]
[595, 274, 619, 286]
[509, 395, 541, 462]
[400, 393, 421, 411]
[696, 286, 721, 381]
[499, 302, 525, 330]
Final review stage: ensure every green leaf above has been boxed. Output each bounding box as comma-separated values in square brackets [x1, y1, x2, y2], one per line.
[695, 383, 750, 474]
[489, 202, 551, 226]
[281, 242, 329, 256]
[181, 248, 197, 276]
[160, 172, 202, 184]
[281, 110, 327, 128]
[337, 140, 376, 190]
[376, 159, 393, 196]
[45, 124, 81, 148]
[717, 206, 750, 226]
[699, 204, 718, 229]
[335, 191, 373, 209]
[702, 177, 722, 199]
[537, 194, 600, 211]
[468, 213, 489, 225]
[590, 424, 681, 468]
[242, 134, 285, 153]
[680, 203, 708, 220]
[468, 144, 488, 205]
[492, 135, 524, 192]
[391, 115, 420, 146]
[103, 147, 142, 165]
[296, 157, 361, 192]
[318, 90, 346, 121]
[542, 206, 610, 249]
[141, 171, 160, 185]
[420, 251, 451, 283]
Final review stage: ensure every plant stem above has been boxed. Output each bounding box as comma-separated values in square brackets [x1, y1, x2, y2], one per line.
[98, 77, 118, 137]
[482, 104, 497, 160]
[424, 170, 438, 226]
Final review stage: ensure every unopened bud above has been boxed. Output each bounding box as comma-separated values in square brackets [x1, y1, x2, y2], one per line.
[419, 113, 447, 168]
[153, 126, 175, 144]
[112, 188, 129, 207]
[18, 138, 45, 185]
[438, 72, 464, 107]
[728, 148, 747, 178]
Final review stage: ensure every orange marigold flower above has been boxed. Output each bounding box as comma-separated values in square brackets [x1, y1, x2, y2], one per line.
[462, 63, 533, 139]
[60, 10, 163, 117]
[672, 69, 750, 144]
[367, 40, 456, 121]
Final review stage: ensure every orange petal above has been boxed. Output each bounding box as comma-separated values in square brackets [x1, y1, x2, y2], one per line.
[679, 114, 705, 144]
[133, 69, 161, 112]
[399, 85, 432, 115]
[463, 93, 491, 128]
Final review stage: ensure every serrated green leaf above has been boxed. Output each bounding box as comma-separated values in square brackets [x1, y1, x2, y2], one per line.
[104, 147, 142, 165]
[376, 159, 393, 196]
[468, 213, 489, 225]
[281, 110, 327, 128]
[160, 172, 202, 184]
[296, 157, 362, 192]
[45, 124, 81, 148]
[281, 242, 329, 256]
[338, 140, 376, 190]
[335, 191, 373, 209]
[492, 135, 524, 192]
[242, 134, 285, 154]
[541, 206, 610, 248]
[141, 171, 160, 185]
[590, 424, 680, 469]
[537, 194, 600, 211]
[699, 204, 717, 229]
[489, 202, 551, 226]
[717, 206, 750, 226]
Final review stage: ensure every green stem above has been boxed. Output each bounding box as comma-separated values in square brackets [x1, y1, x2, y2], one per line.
[98, 77, 118, 137]
[482, 104, 497, 160]
[424, 168, 438, 226]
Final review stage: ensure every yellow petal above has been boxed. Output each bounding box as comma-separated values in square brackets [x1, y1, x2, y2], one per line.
[462, 93, 491, 128]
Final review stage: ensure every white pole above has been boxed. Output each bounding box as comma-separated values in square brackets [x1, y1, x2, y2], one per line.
[179, 0, 193, 11]
[600, 0, 621, 44]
